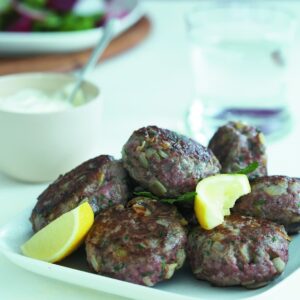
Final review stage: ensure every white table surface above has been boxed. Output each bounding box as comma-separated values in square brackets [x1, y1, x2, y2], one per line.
[1, 1, 300, 299]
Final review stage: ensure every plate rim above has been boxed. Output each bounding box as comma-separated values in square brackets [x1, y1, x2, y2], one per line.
[1, 207, 299, 300]
[0, 207, 195, 300]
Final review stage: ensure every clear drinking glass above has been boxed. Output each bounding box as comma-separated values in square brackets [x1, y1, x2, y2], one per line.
[185, 2, 297, 143]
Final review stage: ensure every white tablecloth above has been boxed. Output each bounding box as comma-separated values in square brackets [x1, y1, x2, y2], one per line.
[1, 1, 299, 299]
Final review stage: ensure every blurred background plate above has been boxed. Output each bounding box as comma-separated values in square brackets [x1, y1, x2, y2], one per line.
[0, 17, 151, 75]
[0, 0, 143, 55]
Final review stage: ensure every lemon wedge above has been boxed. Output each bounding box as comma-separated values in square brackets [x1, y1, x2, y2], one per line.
[194, 174, 251, 230]
[21, 202, 94, 263]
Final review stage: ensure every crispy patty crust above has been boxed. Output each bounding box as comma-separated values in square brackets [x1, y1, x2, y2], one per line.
[233, 176, 300, 233]
[122, 126, 220, 198]
[187, 215, 289, 288]
[85, 197, 187, 286]
[31, 155, 131, 232]
[208, 121, 267, 178]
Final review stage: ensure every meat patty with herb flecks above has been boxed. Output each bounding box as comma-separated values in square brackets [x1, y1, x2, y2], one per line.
[187, 215, 290, 289]
[122, 126, 221, 198]
[30, 155, 131, 232]
[85, 197, 187, 286]
[208, 121, 267, 179]
[233, 175, 300, 233]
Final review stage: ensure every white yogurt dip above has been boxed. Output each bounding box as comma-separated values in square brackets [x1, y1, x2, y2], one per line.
[0, 86, 85, 113]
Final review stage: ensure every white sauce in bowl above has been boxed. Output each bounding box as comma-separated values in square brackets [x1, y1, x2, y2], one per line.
[0, 86, 85, 113]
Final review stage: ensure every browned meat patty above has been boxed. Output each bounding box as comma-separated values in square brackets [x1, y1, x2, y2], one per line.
[122, 126, 221, 198]
[30, 155, 131, 232]
[233, 176, 300, 233]
[208, 121, 267, 178]
[85, 197, 187, 286]
[187, 215, 290, 288]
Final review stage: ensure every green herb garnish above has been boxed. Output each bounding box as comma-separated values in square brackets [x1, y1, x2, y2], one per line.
[133, 191, 196, 204]
[161, 259, 166, 272]
[158, 231, 165, 238]
[250, 236, 258, 243]
[161, 192, 196, 204]
[134, 191, 159, 200]
[137, 243, 146, 249]
[255, 199, 266, 206]
[234, 162, 259, 175]
[207, 239, 214, 247]
[113, 263, 125, 272]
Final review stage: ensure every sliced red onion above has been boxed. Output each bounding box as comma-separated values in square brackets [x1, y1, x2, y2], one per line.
[7, 15, 32, 32]
[95, 15, 106, 27]
[13, 0, 47, 21]
[47, 0, 77, 12]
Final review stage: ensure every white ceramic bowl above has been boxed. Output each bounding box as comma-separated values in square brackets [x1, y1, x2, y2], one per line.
[0, 73, 102, 182]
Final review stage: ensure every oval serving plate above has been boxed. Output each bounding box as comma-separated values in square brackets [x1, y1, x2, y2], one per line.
[0, 0, 143, 55]
[0, 207, 299, 300]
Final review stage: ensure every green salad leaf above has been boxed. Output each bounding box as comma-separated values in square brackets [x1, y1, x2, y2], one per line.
[23, 0, 47, 9]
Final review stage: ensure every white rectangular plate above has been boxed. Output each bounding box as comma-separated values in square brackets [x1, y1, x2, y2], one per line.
[0, 207, 299, 300]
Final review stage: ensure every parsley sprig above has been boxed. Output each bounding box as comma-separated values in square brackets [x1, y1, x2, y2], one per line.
[233, 162, 259, 175]
[133, 162, 259, 204]
[133, 191, 196, 204]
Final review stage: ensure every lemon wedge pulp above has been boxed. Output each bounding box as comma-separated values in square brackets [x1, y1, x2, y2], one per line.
[194, 174, 251, 230]
[21, 202, 94, 263]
